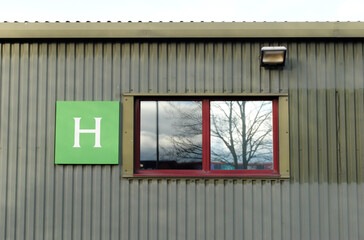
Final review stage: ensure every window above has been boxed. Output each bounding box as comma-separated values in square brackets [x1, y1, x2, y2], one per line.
[122, 94, 289, 178]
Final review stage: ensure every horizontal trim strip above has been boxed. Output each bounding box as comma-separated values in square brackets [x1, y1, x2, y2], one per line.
[134, 172, 281, 178]
[1, 22, 364, 39]
[122, 93, 289, 97]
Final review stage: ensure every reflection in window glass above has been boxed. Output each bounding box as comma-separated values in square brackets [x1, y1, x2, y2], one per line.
[140, 101, 203, 169]
[210, 101, 273, 170]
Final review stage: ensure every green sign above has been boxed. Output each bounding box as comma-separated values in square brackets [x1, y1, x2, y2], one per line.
[55, 101, 119, 164]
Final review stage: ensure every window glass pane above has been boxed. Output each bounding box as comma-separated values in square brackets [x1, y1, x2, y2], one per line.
[210, 101, 273, 170]
[140, 101, 203, 169]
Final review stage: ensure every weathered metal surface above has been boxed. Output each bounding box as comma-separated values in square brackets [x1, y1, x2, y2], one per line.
[2, 22, 364, 39]
[0, 40, 363, 239]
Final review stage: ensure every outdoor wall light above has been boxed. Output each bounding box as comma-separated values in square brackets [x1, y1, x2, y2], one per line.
[260, 46, 287, 68]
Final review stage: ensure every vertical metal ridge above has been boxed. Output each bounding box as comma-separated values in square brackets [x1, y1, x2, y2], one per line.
[195, 180, 205, 240]
[215, 179, 224, 240]
[7, 42, 19, 240]
[345, 43, 358, 183]
[243, 180, 253, 239]
[54, 42, 65, 240]
[345, 43, 360, 240]
[72, 42, 84, 238]
[186, 180, 196, 240]
[288, 42, 299, 182]
[317, 42, 328, 183]
[195, 42, 204, 94]
[37, 43, 48, 240]
[215, 43, 223, 93]
[93, 43, 103, 100]
[353, 44, 364, 184]
[204, 43, 213, 93]
[251, 43, 260, 93]
[44, 43, 56, 240]
[307, 43, 319, 183]
[15, 43, 29, 240]
[242, 42, 252, 93]
[326, 42, 339, 184]
[233, 180, 243, 240]
[280, 41, 289, 93]
[223, 42, 233, 93]
[260, 41, 270, 93]
[326, 42, 340, 240]
[159, 43, 168, 93]
[139, 43, 148, 93]
[232, 43, 242, 93]
[317, 42, 330, 240]
[167, 43, 177, 93]
[111, 43, 121, 100]
[74, 43, 85, 100]
[186, 43, 195, 93]
[103, 43, 112, 101]
[265, 180, 274, 239]
[0, 43, 9, 240]
[298, 42, 309, 185]
[308, 43, 321, 239]
[335, 43, 347, 184]
[354, 43, 364, 240]
[335, 42, 350, 240]
[63, 43, 75, 240]
[130, 43, 139, 94]
[176, 43, 186, 93]
[13, 43, 21, 240]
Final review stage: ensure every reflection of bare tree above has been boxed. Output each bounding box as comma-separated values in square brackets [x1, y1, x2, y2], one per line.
[161, 101, 273, 169]
[211, 101, 272, 169]
[160, 102, 203, 162]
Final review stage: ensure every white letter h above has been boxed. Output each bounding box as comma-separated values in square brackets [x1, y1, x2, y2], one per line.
[73, 117, 102, 148]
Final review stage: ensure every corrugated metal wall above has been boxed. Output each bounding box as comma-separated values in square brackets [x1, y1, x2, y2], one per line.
[0, 40, 363, 240]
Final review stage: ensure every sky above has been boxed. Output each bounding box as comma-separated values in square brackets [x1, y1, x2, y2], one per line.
[0, 0, 364, 22]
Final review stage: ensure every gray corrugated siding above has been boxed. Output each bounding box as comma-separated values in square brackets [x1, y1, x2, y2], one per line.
[0, 41, 363, 240]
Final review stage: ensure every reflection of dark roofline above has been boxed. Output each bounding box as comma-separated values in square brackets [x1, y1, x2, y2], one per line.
[140, 160, 202, 170]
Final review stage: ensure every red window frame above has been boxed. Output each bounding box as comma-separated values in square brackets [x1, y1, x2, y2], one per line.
[134, 96, 279, 177]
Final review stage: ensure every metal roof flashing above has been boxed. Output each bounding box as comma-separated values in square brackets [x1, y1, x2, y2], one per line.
[1, 22, 364, 39]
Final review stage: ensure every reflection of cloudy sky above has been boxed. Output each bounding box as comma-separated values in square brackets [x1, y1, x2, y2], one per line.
[140, 101, 201, 161]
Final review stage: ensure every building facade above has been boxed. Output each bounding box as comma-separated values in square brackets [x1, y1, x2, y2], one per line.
[0, 22, 363, 239]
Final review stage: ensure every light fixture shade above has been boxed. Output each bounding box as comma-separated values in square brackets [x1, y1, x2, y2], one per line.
[260, 46, 287, 68]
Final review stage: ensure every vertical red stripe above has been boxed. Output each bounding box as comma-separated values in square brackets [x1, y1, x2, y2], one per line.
[202, 99, 210, 171]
